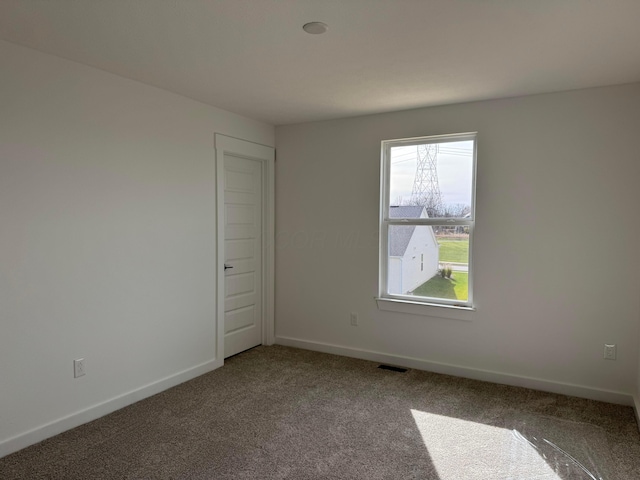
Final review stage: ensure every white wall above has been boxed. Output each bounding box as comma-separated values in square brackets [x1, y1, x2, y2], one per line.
[402, 226, 438, 293]
[275, 83, 640, 403]
[636, 314, 640, 425]
[388, 257, 402, 294]
[0, 40, 274, 456]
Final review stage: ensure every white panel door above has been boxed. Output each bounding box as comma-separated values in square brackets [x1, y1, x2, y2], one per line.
[223, 154, 262, 358]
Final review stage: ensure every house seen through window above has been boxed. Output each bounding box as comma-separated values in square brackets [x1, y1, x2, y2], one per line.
[379, 133, 476, 308]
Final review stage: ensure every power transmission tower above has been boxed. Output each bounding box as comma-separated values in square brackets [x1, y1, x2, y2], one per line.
[410, 144, 443, 217]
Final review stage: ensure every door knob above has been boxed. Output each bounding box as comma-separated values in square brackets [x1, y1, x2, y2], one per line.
[224, 264, 233, 271]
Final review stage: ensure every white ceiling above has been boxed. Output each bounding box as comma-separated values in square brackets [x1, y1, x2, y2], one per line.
[1, 0, 640, 126]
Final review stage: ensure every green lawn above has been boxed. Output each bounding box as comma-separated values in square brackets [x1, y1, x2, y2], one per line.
[412, 272, 468, 301]
[437, 240, 469, 264]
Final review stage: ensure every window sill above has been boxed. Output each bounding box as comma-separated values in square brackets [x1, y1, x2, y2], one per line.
[375, 297, 475, 321]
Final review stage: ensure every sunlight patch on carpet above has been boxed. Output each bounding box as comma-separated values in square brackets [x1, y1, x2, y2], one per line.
[411, 409, 602, 480]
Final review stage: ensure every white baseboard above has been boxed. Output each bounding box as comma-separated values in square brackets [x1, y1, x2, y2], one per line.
[0, 357, 223, 459]
[275, 336, 634, 407]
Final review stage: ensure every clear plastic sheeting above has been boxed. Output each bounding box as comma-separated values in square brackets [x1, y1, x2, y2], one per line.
[411, 409, 608, 479]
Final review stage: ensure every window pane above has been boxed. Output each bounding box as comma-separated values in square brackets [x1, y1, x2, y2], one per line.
[388, 225, 469, 302]
[389, 140, 473, 219]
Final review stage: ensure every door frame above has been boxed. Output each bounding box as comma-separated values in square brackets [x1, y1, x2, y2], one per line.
[215, 134, 275, 362]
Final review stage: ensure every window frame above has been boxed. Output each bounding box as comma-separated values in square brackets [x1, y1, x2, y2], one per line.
[377, 132, 477, 311]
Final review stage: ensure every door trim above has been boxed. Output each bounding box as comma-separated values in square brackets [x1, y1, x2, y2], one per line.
[215, 134, 275, 362]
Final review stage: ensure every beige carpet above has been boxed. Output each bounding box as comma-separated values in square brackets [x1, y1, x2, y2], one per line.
[1, 345, 639, 479]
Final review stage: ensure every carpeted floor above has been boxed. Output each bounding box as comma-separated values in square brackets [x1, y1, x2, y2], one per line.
[1, 345, 639, 479]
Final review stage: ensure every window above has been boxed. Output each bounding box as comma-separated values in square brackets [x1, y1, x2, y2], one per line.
[378, 133, 476, 310]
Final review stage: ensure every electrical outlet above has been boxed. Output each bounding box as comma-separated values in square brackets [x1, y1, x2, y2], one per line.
[350, 312, 358, 326]
[604, 344, 616, 360]
[74, 358, 86, 378]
